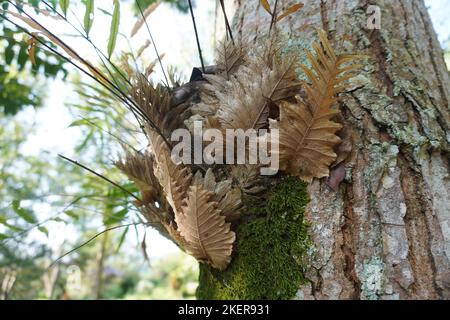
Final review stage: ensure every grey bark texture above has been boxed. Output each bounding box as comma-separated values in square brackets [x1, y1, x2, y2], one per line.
[229, 0, 450, 299]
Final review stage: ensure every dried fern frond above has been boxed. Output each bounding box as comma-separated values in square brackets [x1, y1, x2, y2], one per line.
[176, 184, 235, 270]
[192, 169, 242, 221]
[148, 131, 192, 215]
[115, 148, 189, 248]
[215, 38, 300, 130]
[216, 40, 246, 79]
[115, 151, 159, 207]
[273, 30, 362, 182]
[131, 75, 190, 139]
[229, 165, 267, 195]
[192, 40, 246, 119]
[191, 75, 227, 118]
[161, 220, 189, 248]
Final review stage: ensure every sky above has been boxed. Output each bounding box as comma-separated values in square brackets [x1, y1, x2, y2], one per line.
[7, 0, 450, 261]
[424, 0, 450, 47]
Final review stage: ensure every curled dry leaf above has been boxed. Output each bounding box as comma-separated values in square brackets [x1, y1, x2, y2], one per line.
[272, 96, 342, 182]
[176, 185, 235, 270]
[145, 53, 165, 78]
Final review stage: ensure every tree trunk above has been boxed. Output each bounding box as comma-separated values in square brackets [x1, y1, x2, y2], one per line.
[197, 0, 450, 300]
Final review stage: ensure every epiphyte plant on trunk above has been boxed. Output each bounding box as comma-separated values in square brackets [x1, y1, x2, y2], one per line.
[2, 0, 365, 270]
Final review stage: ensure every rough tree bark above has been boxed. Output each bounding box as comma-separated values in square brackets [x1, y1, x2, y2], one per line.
[198, 0, 450, 300]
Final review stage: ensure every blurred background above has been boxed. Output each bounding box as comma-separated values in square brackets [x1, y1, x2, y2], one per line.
[0, 0, 449, 300]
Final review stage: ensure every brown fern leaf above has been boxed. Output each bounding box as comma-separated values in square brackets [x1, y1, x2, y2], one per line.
[192, 40, 246, 118]
[115, 151, 159, 207]
[161, 220, 189, 248]
[229, 165, 266, 194]
[131, 75, 190, 139]
[148, 131, 192, 215]
[216, 42, 300, 130]
[192, 169, 242, 221]
[273, 30, 362, 182]
[216, 40, 246, 79]
[176, 185, 235, 270]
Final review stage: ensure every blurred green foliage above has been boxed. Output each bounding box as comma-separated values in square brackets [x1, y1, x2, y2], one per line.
[0, 1, 67, 115]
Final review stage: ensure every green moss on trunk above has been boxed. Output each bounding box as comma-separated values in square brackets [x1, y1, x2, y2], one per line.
[196, 176, 311, 300]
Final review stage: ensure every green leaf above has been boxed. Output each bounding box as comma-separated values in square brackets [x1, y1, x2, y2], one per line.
[98, 8, 112, 16]
[0, 215, 8, 225]
[12, 200, 37, 224]
[4, 223, 24, 233]
[107, 0, 120, 58]
[0, 233, 8, 241]
[115, 226, 129, 253]
[104, 207, 128, 225]
[84, 0, 95, 35]
[64, 210, 79, 220]
[0, 215, 24, 232]
[68, 118, 96, 127]
[38, 226, 49, 237]
[5, 42, 14, 64]
[75, 130, 93, 152]
[60, 0, 70, 16]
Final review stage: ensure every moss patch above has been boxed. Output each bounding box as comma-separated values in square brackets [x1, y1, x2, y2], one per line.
[196, 176, 310, 300]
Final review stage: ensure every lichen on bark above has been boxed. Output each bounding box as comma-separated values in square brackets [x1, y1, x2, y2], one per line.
[196, 176, 310, 300]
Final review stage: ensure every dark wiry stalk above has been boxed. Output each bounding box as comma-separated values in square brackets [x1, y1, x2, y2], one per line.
[219, 0, 234, 44]
[78, 116, 141, 154]
[59, 8, 148, 138]
[58, 154, 141, 202]
[8, 1, 124, 94]
[4, 6, 139, 117]
[269, 0, 279, 32]
[47, 222, 146, 269]
[1, 196, 84, 245]
[4, 3, 171, 147]
[0, 14, 124, 104]
[40, 0, 131, 87]
[188, 0, 205, 73]
[135, 0, 169, 87]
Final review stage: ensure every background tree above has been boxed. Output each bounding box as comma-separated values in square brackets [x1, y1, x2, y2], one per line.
[0, 0, 67, 115]
[0, 0, 199, 300]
